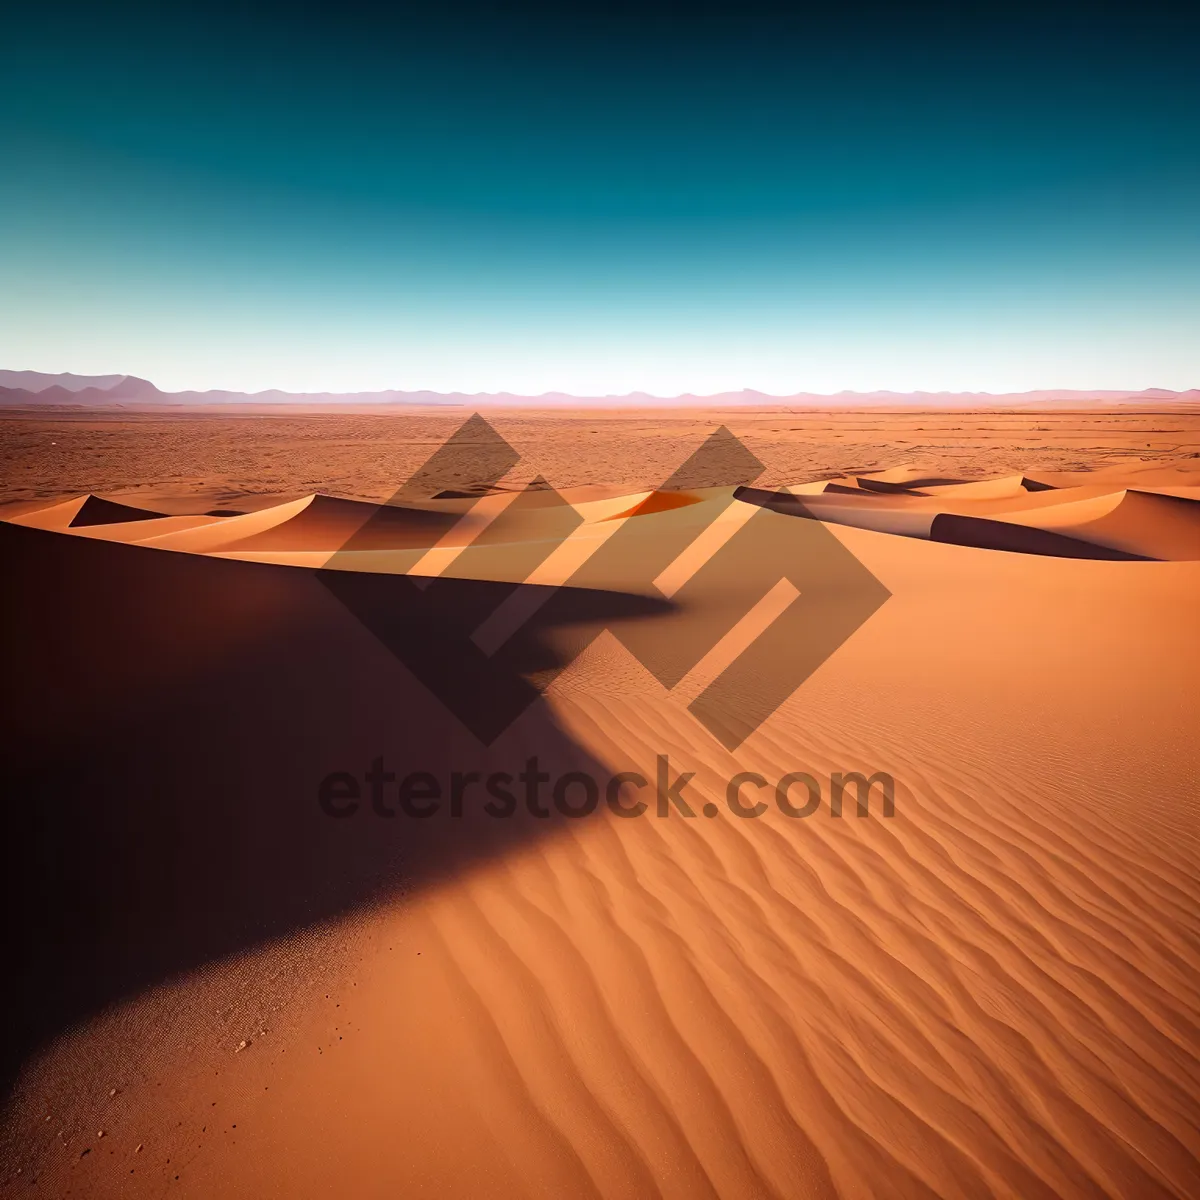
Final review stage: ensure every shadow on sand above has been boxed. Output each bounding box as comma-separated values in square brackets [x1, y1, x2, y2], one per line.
[0, 522, 674, 1097]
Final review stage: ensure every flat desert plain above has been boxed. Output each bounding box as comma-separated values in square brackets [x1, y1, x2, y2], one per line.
[2, 406, 1199, 1199]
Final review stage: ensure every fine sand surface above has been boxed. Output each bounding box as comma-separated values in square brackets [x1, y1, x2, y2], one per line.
[1, 409, 1199, 1198]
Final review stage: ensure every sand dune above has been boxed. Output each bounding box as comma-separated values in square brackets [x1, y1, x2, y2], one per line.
[917, 475, 1033, 500]
[132, 492, 462, 554]
[738, 487, 939, 539]
[994, 489, 1200, 561]
[7, 494, 96, 530]
[72, 495, 167, 527]
[928, 512, 1151, 559]
[601, 488, 706, 521]
[224, 494, 464, 552]
[131, 495, 317, 551]
[8, 493, 172, 530]
[70, 514, 228, 542]
[735, 475, 1200, 562]
[9, 469, 1200, 573]
[3, 446, 1199, 1199]
[856, 474, 968, 493]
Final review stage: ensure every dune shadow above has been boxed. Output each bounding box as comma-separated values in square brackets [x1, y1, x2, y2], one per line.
[0, 522, 675, 1098]
[737, 485, 1157, 560]
[853, 476, 961, 494]
[928, 513, 1153, 559]
[69, 495, 165, 527]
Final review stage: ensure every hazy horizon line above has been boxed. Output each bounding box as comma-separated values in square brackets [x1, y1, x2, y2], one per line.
[2, 369, 1197, 402]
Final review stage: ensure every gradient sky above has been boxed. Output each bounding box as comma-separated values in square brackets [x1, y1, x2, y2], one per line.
[2, 0, 1197, 395]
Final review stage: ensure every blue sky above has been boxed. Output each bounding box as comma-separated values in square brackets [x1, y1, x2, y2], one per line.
[2, 1, 1197, 394]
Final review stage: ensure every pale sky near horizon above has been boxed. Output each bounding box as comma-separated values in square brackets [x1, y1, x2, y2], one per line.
[2, 1, 1197, 396]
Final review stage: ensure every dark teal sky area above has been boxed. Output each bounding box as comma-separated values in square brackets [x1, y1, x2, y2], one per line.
[2, 0, 1197, 393]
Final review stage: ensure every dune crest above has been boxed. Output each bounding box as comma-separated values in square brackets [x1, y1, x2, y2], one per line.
[8, 469, 1200, 565]
[734, 472, 1200, 561]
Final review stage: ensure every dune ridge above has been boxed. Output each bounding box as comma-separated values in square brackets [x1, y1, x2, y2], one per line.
[734, 472, 1200, 562]
[10, 465, 1200, 565]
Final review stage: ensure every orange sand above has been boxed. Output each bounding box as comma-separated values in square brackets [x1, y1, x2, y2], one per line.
[2, 409, 1198, 1198]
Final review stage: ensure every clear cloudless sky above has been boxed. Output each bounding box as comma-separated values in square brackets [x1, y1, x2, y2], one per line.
[1, 0, 1197, 395]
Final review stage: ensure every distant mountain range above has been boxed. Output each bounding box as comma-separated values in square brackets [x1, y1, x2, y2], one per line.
[0, 373, 170, 405]
[1, 370, 1197, 408]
